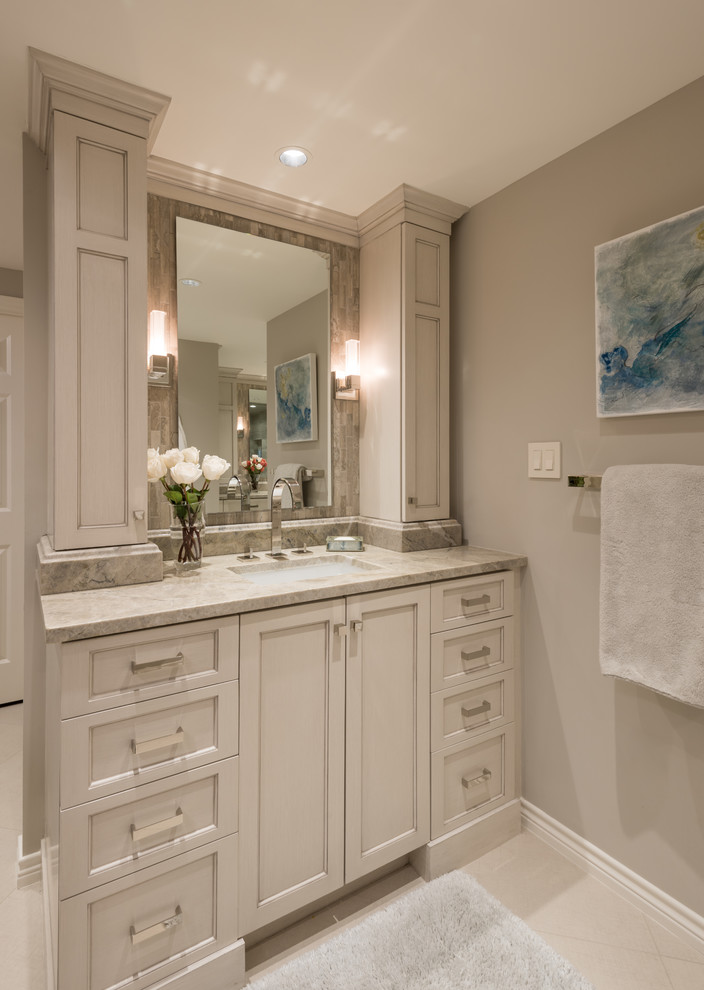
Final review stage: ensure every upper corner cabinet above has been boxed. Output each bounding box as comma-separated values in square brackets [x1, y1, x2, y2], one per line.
[359, 192, 463, 524]
[29, 50, 170, 550]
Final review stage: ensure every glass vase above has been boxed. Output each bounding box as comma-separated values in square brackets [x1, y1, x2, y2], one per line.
[250, 474, 258, 491]
[169, 499, 206, 571]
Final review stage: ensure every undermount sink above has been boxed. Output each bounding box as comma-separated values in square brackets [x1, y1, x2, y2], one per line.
[228, 553, 381, 585]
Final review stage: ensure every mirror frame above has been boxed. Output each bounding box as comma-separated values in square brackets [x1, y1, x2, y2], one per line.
[147, 193, 360, 532]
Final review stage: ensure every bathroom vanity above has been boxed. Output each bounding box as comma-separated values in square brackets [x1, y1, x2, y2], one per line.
[41, 544, 525, 990]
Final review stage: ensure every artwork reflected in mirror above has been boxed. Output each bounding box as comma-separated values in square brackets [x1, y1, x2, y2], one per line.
[176, 217, 331, 514]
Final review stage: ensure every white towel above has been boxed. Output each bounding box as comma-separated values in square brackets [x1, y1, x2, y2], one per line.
[599, 464, 704, 707]
[271, 463, 306, 508]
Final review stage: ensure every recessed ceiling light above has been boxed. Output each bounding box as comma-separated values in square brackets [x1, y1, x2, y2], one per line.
[278, 147, 309, 168]
[180, 278, 201, 287]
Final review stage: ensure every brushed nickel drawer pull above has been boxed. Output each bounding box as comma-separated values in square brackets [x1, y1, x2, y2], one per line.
[462, 768, 492, 788]
[130, 808, 184, 843]
[130, 905, 183, 945]
[461, 700, 491, 718]
[131, 727, 184, 756]
[461, 594, 491, 608]
[131, 651, 185, 674]
[461, 645, 490, 663]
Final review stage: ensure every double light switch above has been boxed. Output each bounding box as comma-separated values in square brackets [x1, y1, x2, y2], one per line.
[528, 441, 561, 479]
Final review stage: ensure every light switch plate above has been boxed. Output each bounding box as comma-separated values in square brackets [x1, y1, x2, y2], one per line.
[528, 441, 561, 479]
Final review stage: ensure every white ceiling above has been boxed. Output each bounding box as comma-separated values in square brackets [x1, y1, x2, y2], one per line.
[4, 1, 704, 271]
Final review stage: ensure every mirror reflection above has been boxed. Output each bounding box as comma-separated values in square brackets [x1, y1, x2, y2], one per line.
[176, 217, 331, 514]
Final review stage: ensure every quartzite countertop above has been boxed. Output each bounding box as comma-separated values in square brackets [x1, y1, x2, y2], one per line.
[40, 543, 527, 643]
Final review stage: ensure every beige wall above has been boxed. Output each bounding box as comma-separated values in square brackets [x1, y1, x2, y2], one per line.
[451, 76, 704, 915]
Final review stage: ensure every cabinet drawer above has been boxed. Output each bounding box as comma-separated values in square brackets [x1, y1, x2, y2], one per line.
[431, 724, 516, 838]
[430, 672, 514, 752]
[61, 682, 239, 808]
[430, 572, 513, 632]
[430, 616, 514, 691]
[58, 836, 238, 990]
[59, 758, 239, 898]
[60, 616, 239, 717]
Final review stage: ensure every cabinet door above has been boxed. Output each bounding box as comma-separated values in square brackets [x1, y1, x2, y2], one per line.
[51, 111, 148, 550]
[345, 586, 430, 882]
[239, 599, 346, 934]
[402, 223, 450, 522]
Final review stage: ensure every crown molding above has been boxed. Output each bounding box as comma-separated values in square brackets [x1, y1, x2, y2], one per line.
[147, 157, 360, 248]
[28, 48, 171, 154]
[358, 183, 467, 245]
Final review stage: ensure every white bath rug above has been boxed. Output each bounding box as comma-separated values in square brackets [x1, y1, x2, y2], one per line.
[247, 870, 594, 989]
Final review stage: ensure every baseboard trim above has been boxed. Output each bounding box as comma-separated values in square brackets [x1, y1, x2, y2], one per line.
[521, 799, 704, 954]
[16, 836, 42, 888]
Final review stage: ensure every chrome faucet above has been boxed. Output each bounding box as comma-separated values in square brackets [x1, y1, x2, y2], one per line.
[226, 473, 250, 509]
[268, 476, 303, 557]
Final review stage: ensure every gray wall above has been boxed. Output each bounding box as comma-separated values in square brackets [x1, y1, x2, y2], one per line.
[267, 290, 329, 505]
[451, 75, 704, 915]
[177, 338, 221, 514]
[0, 268, 22, 298]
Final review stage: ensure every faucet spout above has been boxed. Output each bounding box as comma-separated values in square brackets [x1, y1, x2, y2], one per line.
[268, 477, 303, 557]
[226, 473, 250, 509]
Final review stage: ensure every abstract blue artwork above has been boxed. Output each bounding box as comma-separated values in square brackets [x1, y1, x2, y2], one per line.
[595, 205, 704, 417]
[275, 353, 318, 442]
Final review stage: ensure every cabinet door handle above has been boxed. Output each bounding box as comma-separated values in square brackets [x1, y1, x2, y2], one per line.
[334, 623, 349, 639]
[462, 768, 492, 788]
[461, 645, 490, 663]
[130, 905, 183, 945]
[131, 727, 184, 756]
[461, 594, 491, 608]
[131, 651, 185, 674]
[407, 496, 417, 505]
[351, 620, 363, 633]
[461, 700, 491, 719]
[130, 808, 184, 843]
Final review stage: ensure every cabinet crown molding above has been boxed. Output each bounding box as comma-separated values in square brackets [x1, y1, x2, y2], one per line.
[28, 47, 171, 153]
[358, 184, 467, 245]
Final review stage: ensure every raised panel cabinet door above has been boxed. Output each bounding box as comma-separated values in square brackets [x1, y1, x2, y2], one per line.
[51, 111, 148, 550]
[402, 223, 450, 522]
[345, 586, 430, 882]
[239, 599, 346, 934]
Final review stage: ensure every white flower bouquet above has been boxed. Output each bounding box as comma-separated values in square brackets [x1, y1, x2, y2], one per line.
[148, 446, 230, 564]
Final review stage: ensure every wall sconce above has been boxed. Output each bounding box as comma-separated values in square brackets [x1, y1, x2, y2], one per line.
[335, 339, 360, 401]
[237, 416, 245, 438]
[148, 310, 173, 386]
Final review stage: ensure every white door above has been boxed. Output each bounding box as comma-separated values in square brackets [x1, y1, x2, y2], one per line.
[0, 296, 24, 703]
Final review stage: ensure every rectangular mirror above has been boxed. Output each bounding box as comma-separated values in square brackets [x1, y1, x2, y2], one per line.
[176, 217, 331, 515]
[147, 194, 360, 534]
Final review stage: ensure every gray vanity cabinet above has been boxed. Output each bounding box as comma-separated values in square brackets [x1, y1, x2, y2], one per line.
[238, 587, 431, 934]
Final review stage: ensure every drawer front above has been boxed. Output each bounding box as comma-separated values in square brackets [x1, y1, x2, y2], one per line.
[430, 671, 514, 752]
[61, 682, 239, 809]
[58, 836, 238, 990]
[60, 616, 239, 717]
[59, 758, 239, 898]
[430, 616, 514, 691]
[431, 724, 516, 838]
[430, 572, 513, 632]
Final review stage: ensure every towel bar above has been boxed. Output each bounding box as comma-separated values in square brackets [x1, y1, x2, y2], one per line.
[568, 475, 602, 491]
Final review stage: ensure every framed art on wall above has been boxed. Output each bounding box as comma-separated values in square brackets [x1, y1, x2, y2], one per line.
[595, 204, 704, 417]
[275, 352, 318, 442]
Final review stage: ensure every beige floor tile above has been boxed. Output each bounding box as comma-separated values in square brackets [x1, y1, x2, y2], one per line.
[0, 709, 24, 765]
[540, 932, 673, 990]
[660, 954, 704, 990]
[645, 914, 704, 964]
[0, 826, 21, 903]
[0, 884, 46, 990]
